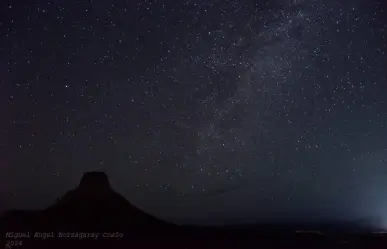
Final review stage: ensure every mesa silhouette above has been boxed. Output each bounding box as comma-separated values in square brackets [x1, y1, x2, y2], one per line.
[1, 171, 180, 248]
[3, 172, 174, 229]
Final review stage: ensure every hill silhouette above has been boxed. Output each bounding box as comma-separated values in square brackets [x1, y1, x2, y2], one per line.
[45, 171, 171, 229]
[1, 171, 387, 249]
[1, 171, 180, 248]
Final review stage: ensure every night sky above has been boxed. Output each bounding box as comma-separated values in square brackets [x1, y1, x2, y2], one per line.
[1, 0, 387, 226]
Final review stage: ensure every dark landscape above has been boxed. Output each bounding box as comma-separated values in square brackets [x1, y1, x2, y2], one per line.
[1, 172, 387, 249]
[2, 0, 387, 248]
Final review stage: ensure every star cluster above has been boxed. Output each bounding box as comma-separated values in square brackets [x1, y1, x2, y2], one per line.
[1, 0, 387, 225]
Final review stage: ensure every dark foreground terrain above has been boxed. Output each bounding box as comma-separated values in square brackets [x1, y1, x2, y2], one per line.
[1, 172, 387, 249]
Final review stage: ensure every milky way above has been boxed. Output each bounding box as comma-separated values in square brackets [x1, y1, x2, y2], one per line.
[1, 0, 387, 225]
